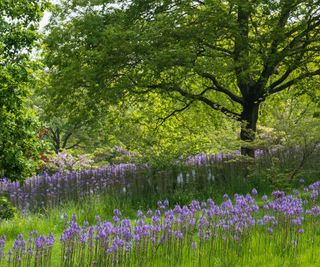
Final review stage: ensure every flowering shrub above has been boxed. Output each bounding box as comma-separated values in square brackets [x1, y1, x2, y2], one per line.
[46, 152, 94, 173]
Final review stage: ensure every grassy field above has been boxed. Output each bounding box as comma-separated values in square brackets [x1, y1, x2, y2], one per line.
[1, 179, 320, 267]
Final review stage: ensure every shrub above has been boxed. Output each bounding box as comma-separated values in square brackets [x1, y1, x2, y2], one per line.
[46, 152, 93, 173]
[0, 196, 15, 220]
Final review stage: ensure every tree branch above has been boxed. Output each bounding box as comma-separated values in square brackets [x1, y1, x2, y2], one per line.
[267, 67, 295, 91]
[146, 84, 242, 120]
[276, 16, 320, 65]
[156, 100, 195, 127]
[49, 128, 61, 154]
[198, 72, 243, 104]
[201, 41, 233, 56]
[66, 140, 82, 150]
[257, 1, 297, 87]
[257, 3, 320, 87]
[268, 69, 320, 94]
[267, 38, 311, 91]
[62, 132, 73, 149]
[233, 3, 252, 94]
[197, 95, 241, 120]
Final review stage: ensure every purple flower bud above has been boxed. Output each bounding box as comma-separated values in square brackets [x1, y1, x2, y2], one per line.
[251, 188, 258, 196]
[293, 189, 299, 196]
[311, 190, 318, 200]
[312, 206, 320, 216]
[113, 209, 122, 217]
[137, 210, 144, 218]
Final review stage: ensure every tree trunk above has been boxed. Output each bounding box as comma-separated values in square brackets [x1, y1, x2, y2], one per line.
[49, 128, 61, 154]
[240, 102, 260, 157]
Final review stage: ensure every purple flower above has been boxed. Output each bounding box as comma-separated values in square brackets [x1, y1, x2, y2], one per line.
[251, 188, 258, 196]
[311, 190, 318, 200]
[114, 209, 122, 217]
[137, 210, 144, 218]
[272, 191, 285, 198]
[291, 218, 302, 225]
[157, 201, 165, 209]
[293, 189, 299, 196]
[312, 206, 320, 216]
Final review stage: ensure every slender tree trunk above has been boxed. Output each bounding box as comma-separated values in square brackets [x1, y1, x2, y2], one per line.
[49, 128, 61, 154]
[240, 101, 260, 157]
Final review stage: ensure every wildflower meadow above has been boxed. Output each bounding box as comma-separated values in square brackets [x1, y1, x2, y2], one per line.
[1, 0, 320, 266]
[1, 165, 320, 266]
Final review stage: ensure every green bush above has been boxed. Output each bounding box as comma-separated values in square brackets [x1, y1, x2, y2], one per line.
[0, 196, 15, 220]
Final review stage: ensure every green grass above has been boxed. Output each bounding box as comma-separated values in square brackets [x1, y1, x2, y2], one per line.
[1, 190, 320, 267]
[0, 193, 139, 267]
[1, 170, 320, 267]
[1, 193, 134, 240]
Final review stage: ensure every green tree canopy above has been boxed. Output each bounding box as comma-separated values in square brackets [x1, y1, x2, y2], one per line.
[44, 0, 320, 157]
[0, 0, 48, 181]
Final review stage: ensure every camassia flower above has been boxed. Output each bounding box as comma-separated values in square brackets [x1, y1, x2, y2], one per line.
[1, 181, 320, 266]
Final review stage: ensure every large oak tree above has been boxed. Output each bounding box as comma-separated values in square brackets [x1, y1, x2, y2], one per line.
[45, 0, 320, 156]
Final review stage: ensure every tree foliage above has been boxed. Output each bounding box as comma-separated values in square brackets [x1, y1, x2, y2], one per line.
[44, 0, 320, 157]
[0, 0, 48, 181]
[93, 94, 238, 166]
